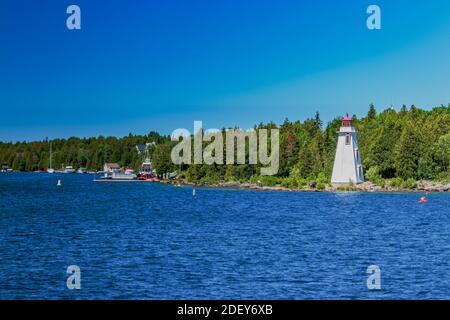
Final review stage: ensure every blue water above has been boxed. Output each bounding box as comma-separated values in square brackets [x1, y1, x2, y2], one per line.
[0, 173, 449, 299]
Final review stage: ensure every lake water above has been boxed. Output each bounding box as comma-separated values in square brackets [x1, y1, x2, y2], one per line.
[0, 173, 449, 299]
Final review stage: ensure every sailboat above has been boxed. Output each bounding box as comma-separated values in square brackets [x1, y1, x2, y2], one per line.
[47, 142, 55, 174]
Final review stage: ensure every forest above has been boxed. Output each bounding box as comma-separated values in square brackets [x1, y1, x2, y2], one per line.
[1, 104, 449, 188]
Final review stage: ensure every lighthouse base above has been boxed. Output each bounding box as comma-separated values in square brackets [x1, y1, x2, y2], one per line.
[331, 177, 364, 186]
[331, 181, 364, 186]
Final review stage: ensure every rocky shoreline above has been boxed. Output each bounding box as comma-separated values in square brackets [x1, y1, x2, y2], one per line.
[176, 180, 450, 193]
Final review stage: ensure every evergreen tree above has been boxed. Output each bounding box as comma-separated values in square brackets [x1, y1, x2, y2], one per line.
[394, 121, 422, 179]
[367, 103, 377, 120]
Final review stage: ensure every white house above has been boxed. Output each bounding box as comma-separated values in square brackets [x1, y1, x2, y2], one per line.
[331, 113, 364, 185]
[103, 163, 121, 173]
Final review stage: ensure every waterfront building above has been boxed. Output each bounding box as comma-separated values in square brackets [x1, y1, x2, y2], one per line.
[331, 113, 364, 185]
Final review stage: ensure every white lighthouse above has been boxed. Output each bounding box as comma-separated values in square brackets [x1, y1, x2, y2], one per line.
[331, 113, 364, 185]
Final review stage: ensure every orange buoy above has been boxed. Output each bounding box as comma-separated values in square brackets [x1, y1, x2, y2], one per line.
[419, 196, 427, 203]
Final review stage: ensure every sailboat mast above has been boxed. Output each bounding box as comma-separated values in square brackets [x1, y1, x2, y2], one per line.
[49, 142, 52, 169]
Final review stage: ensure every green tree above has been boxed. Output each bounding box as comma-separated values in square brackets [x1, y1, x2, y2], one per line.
[432, 132, 450, 175]
[367, 103, 376, 120]
[152, 142, 175, 175]
[394, 122, 422, 179]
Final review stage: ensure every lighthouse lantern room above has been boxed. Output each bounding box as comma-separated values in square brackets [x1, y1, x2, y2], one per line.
[331, 113, 364, 185]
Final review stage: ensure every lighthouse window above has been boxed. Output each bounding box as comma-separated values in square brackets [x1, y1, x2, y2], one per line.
[345, 134, 351, 145]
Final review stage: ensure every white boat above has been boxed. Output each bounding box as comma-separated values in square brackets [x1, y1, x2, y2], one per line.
[77, 168, 87, 174]
[63, 166, 76, 173]
[114, 171, 137, 179]
[102, 170, 137, 180]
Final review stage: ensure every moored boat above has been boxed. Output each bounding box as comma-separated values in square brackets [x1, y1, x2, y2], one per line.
[136, 145, 158, 181]
[77, 167, 87, 174]
[101, 170, 137, 180]
[63, 166, 76, 173]
[99, 164, 137, 180]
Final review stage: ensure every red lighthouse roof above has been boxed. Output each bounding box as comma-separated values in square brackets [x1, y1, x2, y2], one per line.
[342, 113, 352, 127]
[342, 113, 352, 121]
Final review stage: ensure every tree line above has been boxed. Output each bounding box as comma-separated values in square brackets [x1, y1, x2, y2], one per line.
[1, 104, 449, 187]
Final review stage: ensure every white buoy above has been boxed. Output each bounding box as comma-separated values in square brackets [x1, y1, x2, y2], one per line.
[57, 179, 62, 186]
[192, 188, 196, 196]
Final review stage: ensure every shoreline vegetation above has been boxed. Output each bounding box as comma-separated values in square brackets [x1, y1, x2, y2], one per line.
[1, 104, 449, 193]
[181, 180, 450, 193]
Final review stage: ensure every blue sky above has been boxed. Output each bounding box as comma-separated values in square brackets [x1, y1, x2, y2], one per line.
[1, 0, 450, 141]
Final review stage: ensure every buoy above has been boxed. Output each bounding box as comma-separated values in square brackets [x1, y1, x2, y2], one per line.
[193, 188, 196, 196]
[57, 179, 62, 186]
[419, 196, 427, 203]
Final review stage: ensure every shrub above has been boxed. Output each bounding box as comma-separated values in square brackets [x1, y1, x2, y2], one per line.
[402, 178, 417, 189]
[389, 177, 403, 188]
[316, 182, 326, 190]
[253, 175, 282, 186]
[366, 166, 384, 186]
[316, 172, 329, 185]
